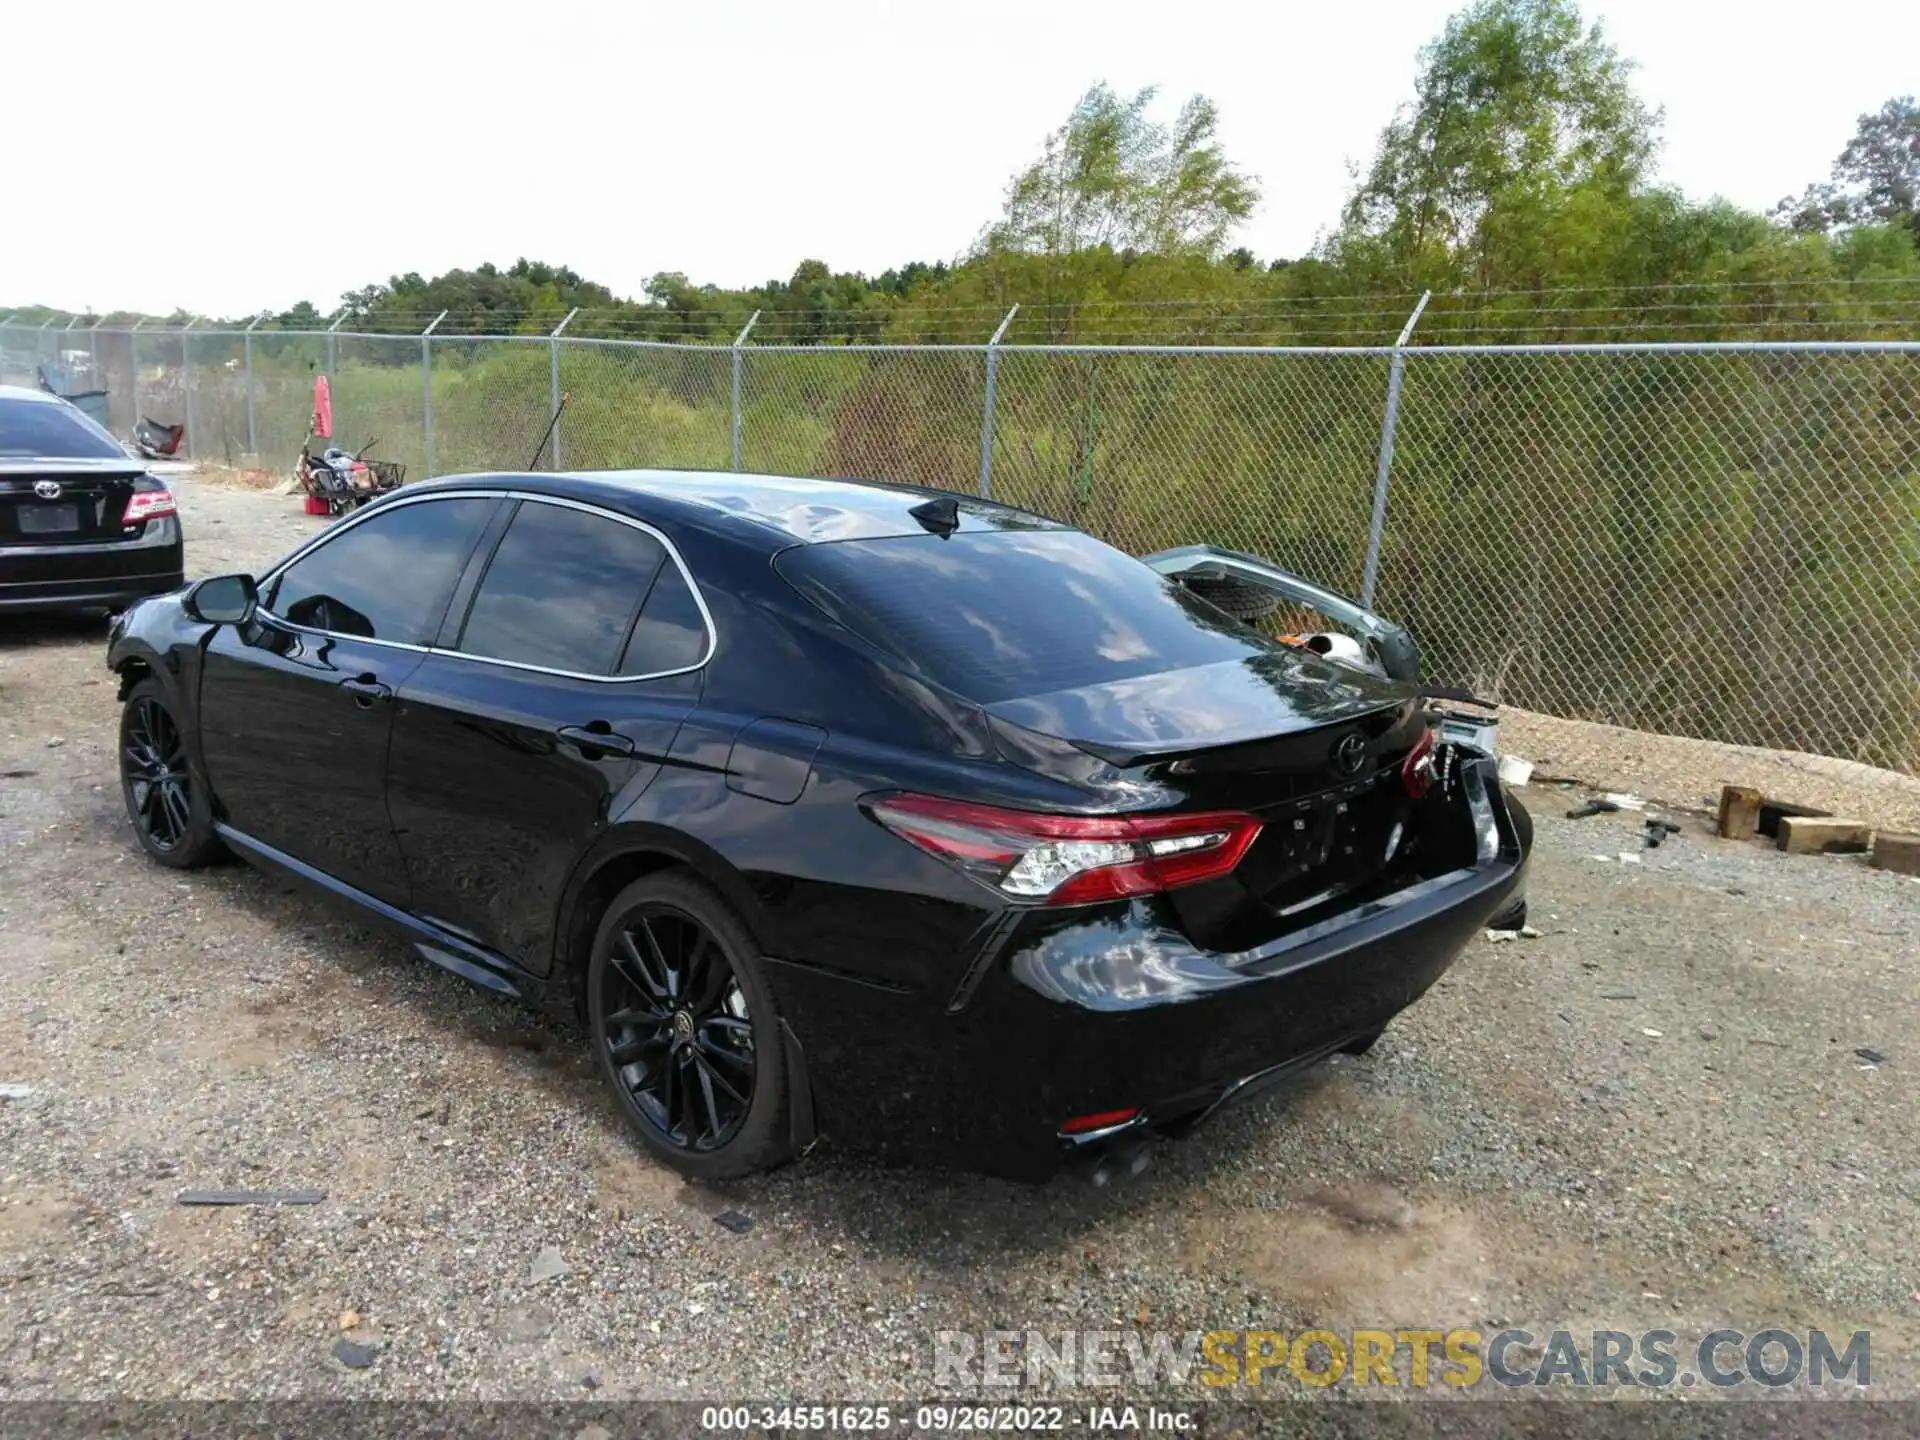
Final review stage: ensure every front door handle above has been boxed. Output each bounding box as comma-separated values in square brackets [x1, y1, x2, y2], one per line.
[340, 674, 392, 708]
[559, 724, 635, 759]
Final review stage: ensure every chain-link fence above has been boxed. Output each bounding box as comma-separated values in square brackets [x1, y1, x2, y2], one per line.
[4, 317, 1917, 775]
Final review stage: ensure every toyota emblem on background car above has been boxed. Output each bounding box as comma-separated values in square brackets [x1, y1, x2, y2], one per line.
[34, 479, 63, 499]
[1331, 731, 1368, 775]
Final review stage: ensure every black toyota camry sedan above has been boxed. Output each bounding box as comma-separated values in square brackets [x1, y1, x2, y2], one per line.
[1, 385, 184, 613]
[106, 470, 1529, 1180]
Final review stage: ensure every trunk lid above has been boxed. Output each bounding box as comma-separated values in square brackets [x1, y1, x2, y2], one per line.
[983, 647, 1415, 768]
[0, 459, 150, 545]
[987, 651, 1445, 952]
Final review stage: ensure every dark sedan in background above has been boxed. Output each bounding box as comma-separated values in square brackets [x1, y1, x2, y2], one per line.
[106, 469, 1528, 1182]
[0, 384, 183, 614]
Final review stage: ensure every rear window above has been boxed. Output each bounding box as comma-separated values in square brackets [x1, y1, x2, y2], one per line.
[0, 397, 126, 459]
[775, 529, 1271, 703]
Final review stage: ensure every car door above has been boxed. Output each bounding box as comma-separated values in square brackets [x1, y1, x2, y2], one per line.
[385, 497, 711, 973]
[196, 494, 502, 905]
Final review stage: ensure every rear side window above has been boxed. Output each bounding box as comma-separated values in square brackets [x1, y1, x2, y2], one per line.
[775, 528, 1269, 703]
[0, 397, 125, 459]
[619, 562, 709, 676]
[458, 501, 669, 675]
[268, 497, 494, 644]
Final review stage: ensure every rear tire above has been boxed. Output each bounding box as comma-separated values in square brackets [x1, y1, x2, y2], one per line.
[587, 872, 793, 1180]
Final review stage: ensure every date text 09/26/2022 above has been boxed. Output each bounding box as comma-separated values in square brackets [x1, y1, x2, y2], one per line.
[700, 1405, 1195, 1433]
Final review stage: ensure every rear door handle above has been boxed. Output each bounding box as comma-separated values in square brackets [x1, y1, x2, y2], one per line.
[559, 724, 635, 758]
[340, 674, 392, 708]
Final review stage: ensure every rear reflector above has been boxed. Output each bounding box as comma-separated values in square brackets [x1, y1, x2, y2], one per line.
[122, 488, 177, 524]
[867, 794, 1261, 906]
[1061, 1107, 1140, 1135]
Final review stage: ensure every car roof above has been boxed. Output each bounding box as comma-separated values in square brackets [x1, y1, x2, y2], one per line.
[403, 468, 1069, 548]
[0, 384, 69, 406]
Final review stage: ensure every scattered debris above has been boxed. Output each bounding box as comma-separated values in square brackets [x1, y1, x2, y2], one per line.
[338, 1309, 361, 1332]
[1643, 817, 1683, 848]
[0, 1083, 34, 1101]
[1718, 785, 1764, 839]
[1641, 1028, 1664, 1038]
[1603, 792, 1648, 812]
[714, 1210, 754, 1234]
[1855, 1048, 1887, 1065]
[45, 737, 66, 749]
[1699, 1024, 1720, 1040]
[1617, 852, 1642, 864]
[1777, 817, 1871, 856]
[1567, 798, 1620, 820]
[1758, 799, 1830, 841]
[177, 1189, 327, 1206]
[331, 1336, 379, 1369]
[1496, 755, 1534, 787]
[1600, 991, 1638, 1001]
[1870, 832, 1920, 877]
[530, 1245, 570, 1283]
[504, 1305, 555, 1343]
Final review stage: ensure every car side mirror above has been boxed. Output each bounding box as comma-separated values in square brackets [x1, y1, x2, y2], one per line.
[183, 573, 258, 625]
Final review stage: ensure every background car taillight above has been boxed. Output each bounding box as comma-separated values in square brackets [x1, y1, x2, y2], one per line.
[867, 794, 1261, 906]
[123, 484, 177, 525]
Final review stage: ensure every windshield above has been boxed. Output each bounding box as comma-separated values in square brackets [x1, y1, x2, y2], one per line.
[0, 397, 127, 460]
[776, 528, 1274, 703]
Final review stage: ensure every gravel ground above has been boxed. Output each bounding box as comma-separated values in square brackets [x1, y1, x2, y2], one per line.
[2, 473, 1919, 1406]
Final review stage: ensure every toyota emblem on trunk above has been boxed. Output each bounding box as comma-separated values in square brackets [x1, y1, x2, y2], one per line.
[33, 480, 62, 499]
[1331, 732, 1368, 775]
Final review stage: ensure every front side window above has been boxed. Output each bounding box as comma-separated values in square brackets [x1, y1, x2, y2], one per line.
[267, 497, 495, 644]
[457, 502, 671, 675]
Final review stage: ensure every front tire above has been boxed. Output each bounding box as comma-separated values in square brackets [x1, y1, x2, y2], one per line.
[587, 872, 793, 1180]
[118, 678, 222, 868]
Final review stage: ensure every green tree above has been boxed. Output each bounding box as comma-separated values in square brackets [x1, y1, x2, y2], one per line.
[1776, 96, 1920, 245]
[983, 84, 1259, 259]
[1338, 0, 1657, 287]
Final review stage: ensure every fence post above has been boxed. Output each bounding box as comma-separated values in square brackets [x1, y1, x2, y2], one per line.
[1360, 291, 1430, 609]
[129, 318, 145, 434]
[421, 310, 447, 478]
[180, 320, 196, 461]
[243, 315, 264, 456]
[89, 315, 105, 383]
[549, 308, 579, 470]
[326, 310, 345, 380]
[730, 311, 760, 471]
[978, 305, 1020, 498]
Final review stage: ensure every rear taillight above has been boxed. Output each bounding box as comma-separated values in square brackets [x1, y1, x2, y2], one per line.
[123, 487, 177, 524]
[867, 794, 1261, 906]
[1401, 727, 1436, 799]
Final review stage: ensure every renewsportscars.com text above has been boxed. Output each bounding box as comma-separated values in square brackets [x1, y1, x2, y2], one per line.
[933, 1327, 1871, 1389]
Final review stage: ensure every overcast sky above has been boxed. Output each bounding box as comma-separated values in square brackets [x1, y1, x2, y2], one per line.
[11, 0, 1917, 321]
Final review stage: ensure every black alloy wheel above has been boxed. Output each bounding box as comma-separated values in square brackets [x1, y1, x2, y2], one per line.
[604, 904, 755, 1149]
[124, 696, 190, 851]
[588, 873, 790, 1178]
[118, 678, 220, 868]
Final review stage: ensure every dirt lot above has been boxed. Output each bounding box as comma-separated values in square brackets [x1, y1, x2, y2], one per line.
[3, 474, 1920, 1406]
